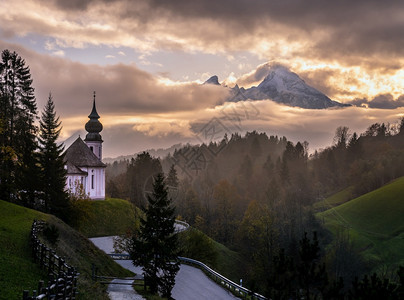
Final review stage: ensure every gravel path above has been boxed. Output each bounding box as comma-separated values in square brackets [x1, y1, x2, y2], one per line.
[90, 236, 239, 300]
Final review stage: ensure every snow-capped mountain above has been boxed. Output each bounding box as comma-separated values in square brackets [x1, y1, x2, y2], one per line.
[205, 65, 348, 109]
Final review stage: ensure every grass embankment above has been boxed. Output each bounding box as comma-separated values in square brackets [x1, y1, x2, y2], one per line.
[0, 200, 48, 299]
[178, 228, 245, 283]
[74, 198, 140, 237]
[313, 186, 354, 212]
[0, 200, 133, 300]
[317, 177, 404, 272]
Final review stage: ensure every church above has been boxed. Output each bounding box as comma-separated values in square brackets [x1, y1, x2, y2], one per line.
[64, 94, 106, 200]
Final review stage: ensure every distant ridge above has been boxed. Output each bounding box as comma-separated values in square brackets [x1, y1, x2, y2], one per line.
[103, 143, 183, 164]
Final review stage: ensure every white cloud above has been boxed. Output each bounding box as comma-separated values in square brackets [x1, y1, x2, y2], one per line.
[52, 50, 65, 57]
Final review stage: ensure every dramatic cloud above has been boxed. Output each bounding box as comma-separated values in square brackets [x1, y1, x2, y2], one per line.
[349, 94, 404, 109]
[2, 0, 404, 70]
[235, 62, 277, 88]
[0, 41, 229, 116]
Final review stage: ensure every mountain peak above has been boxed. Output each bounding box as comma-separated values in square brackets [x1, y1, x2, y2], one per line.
[229, 65, 349, 109]
[204, 75, 220, 85]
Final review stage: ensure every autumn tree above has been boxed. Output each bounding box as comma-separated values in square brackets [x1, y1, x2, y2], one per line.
[333, 126, 351, 148]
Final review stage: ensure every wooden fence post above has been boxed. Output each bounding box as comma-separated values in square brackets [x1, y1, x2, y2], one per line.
[58, 256, 64, 275]
[39, 243, 44, 268]
[37, 280, 44, 295]
[47, 248, 53, 275]
[22, 290, 29, 300]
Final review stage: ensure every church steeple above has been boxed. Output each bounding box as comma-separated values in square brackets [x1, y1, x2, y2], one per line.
[84, 91, 103, 160]
[85, 91, 103, 142]
[88, 91, 100, 119]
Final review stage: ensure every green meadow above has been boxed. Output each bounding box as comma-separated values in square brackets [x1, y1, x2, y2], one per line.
[317, 177, 404, 273]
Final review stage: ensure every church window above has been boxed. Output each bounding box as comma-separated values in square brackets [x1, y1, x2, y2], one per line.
[90, 146, 94, 153]
[91, 174, 94, 189]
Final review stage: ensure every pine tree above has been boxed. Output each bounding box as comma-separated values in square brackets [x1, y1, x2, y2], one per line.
[38, 93, 69, 219]
[0, 49, 39, 205]
[130, 173, 180, 298]
[166, 164, 179, 188]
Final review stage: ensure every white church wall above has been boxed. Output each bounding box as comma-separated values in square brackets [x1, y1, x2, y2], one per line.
[65, 174, 87, 195]
[81, 167, 105, 200]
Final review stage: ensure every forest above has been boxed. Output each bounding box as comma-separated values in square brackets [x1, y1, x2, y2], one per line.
[106, 121, 404, 296]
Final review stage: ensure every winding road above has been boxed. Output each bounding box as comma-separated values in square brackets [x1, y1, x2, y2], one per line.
[90, 235, 240, 300]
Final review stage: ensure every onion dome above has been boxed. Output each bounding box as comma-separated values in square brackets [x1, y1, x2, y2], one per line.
[84, 92, 103, 142]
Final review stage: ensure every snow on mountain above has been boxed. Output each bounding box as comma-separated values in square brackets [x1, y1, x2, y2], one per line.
[227, 65, 349, 109]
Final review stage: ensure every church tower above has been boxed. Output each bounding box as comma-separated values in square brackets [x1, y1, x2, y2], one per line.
[84, 92, 103, 160]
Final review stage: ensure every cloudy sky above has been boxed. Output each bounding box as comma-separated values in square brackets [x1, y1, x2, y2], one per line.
[1, 0, 404, 158]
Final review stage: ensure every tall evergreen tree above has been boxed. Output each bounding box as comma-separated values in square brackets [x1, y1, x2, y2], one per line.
[0, 49, 39, 205]
[38, 93, 68, 219]
[166, 164, 179, 188]
[130, 173, 180, 299]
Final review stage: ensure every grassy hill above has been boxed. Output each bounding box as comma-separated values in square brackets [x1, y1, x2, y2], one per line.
[313, 186, 354, 212]
[0, 200, 132, 300]
[74, 197, 140, 237]
[317, 177, 404, 272]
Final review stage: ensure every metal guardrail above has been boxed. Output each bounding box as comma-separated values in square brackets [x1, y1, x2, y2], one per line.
[178, 257, 267, 300]
[174, 219, 190, 233]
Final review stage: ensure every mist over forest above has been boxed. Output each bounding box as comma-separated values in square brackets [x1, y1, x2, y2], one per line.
[106, 120, 404, 294]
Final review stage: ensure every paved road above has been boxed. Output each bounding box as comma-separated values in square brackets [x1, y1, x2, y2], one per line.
[90, 236, 239, 300]
[107, 278, 144, 300]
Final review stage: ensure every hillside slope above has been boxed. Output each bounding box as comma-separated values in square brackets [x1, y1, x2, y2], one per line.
[74, 198, 140, 237]
[0, 200, 132, 300]
[317, 177, 404, 271]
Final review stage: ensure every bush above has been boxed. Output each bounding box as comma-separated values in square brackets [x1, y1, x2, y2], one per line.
[43, 223, 59, 245]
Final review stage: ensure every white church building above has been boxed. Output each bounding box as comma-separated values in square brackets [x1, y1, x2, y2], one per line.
[64, 94, 106, 200]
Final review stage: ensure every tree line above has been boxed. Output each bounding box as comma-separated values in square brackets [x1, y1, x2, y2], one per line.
[0, 49, 69, 220]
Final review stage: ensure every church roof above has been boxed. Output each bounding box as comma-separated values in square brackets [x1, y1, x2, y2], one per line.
[88, 97, 100, 119]
[65, 160, 88, 175]
[64, 137, 106, 168]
